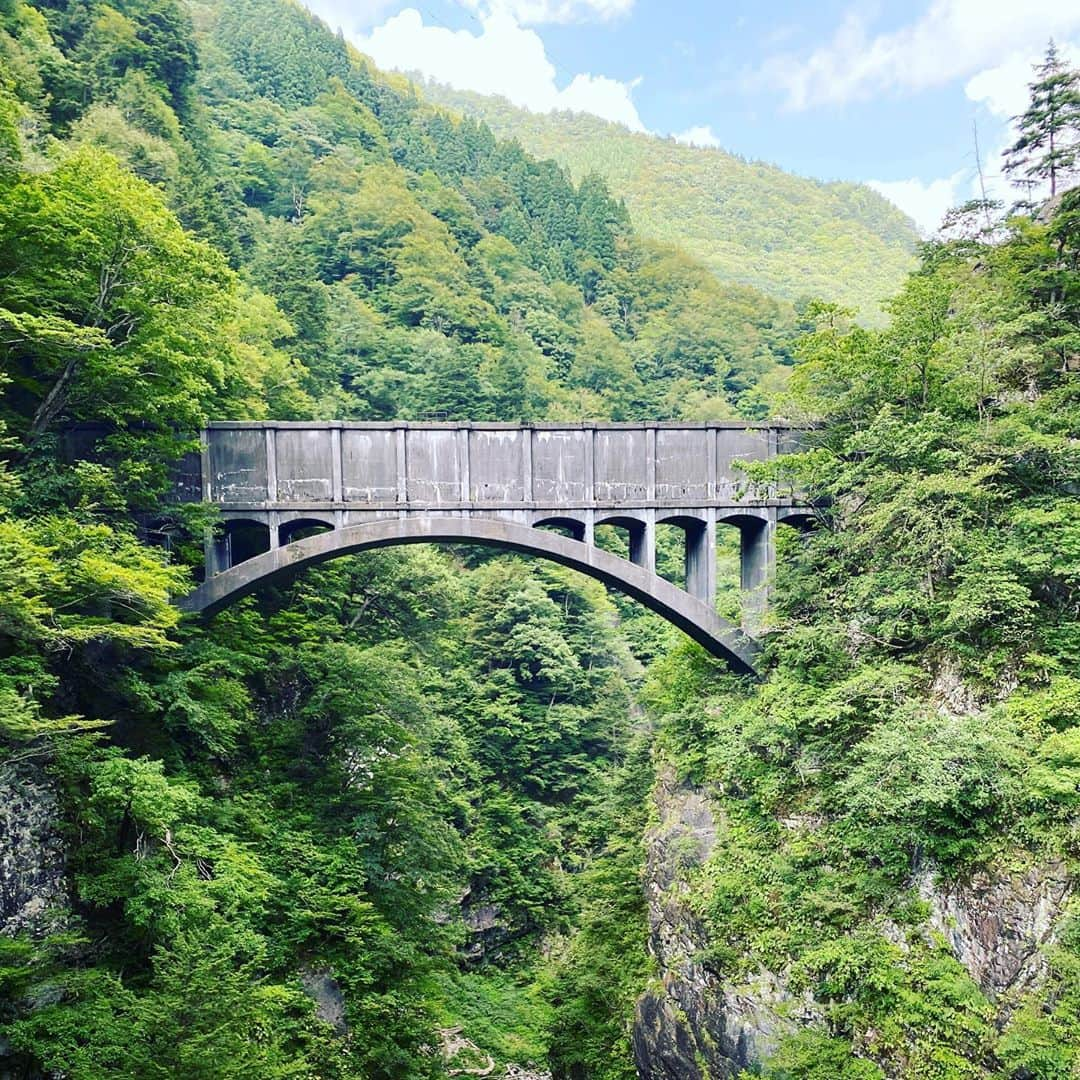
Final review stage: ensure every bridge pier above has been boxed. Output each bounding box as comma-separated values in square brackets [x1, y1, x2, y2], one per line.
[683, 515, 716, 607]
[206, 531, 231, 578]
[628, 511, 655, 574]
[737, 512, 775, 637]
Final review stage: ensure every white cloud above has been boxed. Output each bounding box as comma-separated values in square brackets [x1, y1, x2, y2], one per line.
[764, 0, 1080, 110]
[867, 171, 968, 236]
[673, 125, 723, 149]
[964, 54, 1038, 120]
[460, 0, 633, 26]
[556, 73, 645, 129]
[864, 38, 1080, 234]
[355, 8, 647, 130]
[302, 0, 399, 34]
[965, 40, 1080, 119]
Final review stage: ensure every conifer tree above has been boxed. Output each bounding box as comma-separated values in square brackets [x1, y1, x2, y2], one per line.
[1004, 40, 1080, 197]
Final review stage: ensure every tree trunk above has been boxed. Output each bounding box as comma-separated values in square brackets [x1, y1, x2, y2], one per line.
[27, 355, 79, 443]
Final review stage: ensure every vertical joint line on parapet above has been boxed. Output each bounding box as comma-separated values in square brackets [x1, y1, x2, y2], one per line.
[522, 427, 534, 503]
[395, 426, 407, 509]
[645, 425, 656, 502]
[265, 427, 278, 504]
[584, 424, 595, 506]
[331, 426, 343, 504]
[459, 426, 470, 504]
[707, 426, 718, 500]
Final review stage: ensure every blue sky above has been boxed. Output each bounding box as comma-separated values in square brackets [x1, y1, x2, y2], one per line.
[304, 0, 1080, 233]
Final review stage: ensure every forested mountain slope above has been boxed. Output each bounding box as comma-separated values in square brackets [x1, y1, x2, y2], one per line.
[1, 0, 801, 430]
[418, 82, 920, 324]
[0, 0, 723, 1072]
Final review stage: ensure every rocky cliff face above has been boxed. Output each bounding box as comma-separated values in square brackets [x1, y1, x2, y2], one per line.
[0, 760, 68, 1078]
[0, 760, 68, 938]
[632, 768, 817, 1079]
[916, 859, 1072, 1023]
[633, 768, 1074, 1078]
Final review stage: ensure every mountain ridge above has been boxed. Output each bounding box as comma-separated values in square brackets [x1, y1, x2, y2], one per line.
[413, 78, 919, 323]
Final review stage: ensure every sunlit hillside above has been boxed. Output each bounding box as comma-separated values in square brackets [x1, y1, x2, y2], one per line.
[419, 81, 920, 324]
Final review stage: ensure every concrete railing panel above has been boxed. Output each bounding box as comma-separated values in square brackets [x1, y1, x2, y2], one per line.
[594, 428, 647, 503]
[341, 428, 397, 503]
[470, 428, 526, 504]
[655, 428, 709, 502]
[532, 428, 588, 504]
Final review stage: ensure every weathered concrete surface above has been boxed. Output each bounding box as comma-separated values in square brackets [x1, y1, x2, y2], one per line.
[181, 516, 761, 675]
[199, 421, 794, 513]
[179, 421, 811, 673]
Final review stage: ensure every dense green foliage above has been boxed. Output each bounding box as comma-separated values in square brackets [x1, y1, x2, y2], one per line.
[418, 82, 919, 324]
[0, 0, 673, 1073]
[648, 192, 1080, 1075]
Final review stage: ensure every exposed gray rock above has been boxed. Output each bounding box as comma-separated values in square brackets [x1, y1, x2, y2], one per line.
[300, 966, 348, 1033]
[502, 1066, 551, 1080]
[462, 897, 513, 962]
[915, 859, 1072, 1016]
[633, 766, 1074, 1078]
[464, 902, 503, 934]
[633, 768, 818, 1079]
[0, 760, 68, 938]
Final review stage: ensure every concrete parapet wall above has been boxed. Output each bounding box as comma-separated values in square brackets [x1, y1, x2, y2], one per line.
[200, 421, 796, 512]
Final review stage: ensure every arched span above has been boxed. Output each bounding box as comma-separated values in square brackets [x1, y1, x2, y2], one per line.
[180, 516, 761, 676]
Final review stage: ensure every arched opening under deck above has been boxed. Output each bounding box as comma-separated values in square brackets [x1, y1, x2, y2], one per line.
[181, 516, 761, 676]
[278, 516, 335, 548]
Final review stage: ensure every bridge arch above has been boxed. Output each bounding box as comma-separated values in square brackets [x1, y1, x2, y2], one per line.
[180, 516, 760, 676]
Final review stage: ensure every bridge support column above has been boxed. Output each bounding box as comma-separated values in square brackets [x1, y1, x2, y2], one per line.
[740, 511, 774, 635]
[629, 510, 655, 574]
[582, 509, 594, 547]
[685, 514, 716, 608]
[205, 530, 231, 578]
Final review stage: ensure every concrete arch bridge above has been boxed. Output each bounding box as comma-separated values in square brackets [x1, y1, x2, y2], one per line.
[177, 422, 809, 676]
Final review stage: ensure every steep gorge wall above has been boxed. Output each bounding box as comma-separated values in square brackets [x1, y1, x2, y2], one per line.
[632, 768, 813, 1078]
[0, 761, 67, 939]
[633, 767, 1075, 1077]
